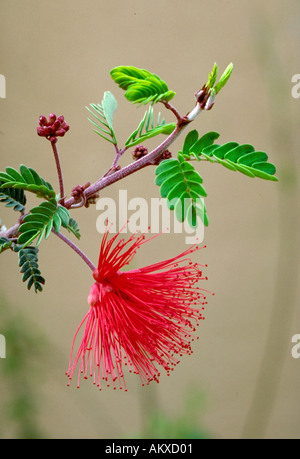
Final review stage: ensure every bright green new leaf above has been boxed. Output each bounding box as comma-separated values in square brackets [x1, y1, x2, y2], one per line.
[215, 63, 234, 94]
[87, 91, 118, 145]
[203, 62, 233, 96]
[110, 66, 176, 106]
[125, 105, 176, 148]
[102, 91, 118, 131]
[207, 63, 218, 88]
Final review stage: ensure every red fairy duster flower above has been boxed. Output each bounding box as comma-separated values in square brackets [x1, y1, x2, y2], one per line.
[66, 228, 211, 391]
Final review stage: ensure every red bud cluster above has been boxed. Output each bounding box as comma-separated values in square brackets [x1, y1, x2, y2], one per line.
[132, 144, 148, 160]
[37, 114, 69, 144]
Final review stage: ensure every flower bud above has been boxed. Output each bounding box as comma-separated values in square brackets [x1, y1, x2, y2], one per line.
[39, 115, 48, 126]
[49, 113, 56, 124]
[55, 128, 66, 137]
[53, 119, 62, 130]
[37, 126, 48, 136]
[36, 113, 69, 143]
[132, 144, 148, 160]
[162, 149, 172, 160]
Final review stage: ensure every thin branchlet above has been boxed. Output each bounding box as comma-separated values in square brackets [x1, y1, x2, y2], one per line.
[0, 87, 201, 244]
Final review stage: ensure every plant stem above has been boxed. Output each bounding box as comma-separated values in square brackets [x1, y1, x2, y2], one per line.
[0, 221, 20, 239]
[111, 145, 126, 170]
[161, 101, 182, 122]
[51, 142, 65, 206]
[53, 229, 96, 272]
[65, 122, 188, 209]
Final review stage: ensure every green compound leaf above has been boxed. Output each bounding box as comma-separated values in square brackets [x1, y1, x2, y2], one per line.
[207, 63, 219, 89]
[56, 206, 80, 239]
[125, 105, 176, 148]
[65, 217, 81, 240]
[155, 155, 208, 228]
[201, 142, 278, 181]
[180, 130, 220, 160]
[86, 91, 118, 145]
[180, 130, 278, 181]
[214, 63, 234, 94]
[15, 245, 45, 293]
[205, 62, 234, 94]
[0, 165, 56, 200]
[0, 237, 12, 254]
[110, 66, 176, 106]
[18, 200, 71, 247]
[0, 186, 26, 212]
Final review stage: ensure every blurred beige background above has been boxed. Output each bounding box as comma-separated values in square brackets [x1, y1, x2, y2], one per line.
[0, 0, 300, 439]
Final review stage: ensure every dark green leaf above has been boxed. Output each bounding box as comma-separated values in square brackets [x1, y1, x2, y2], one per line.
[56, 205, 70, 227]
[19, 222, 45, 232]
[160, 173, 183, 198]
[208, 142, 239, 159]
[181, 130, 199, 156]
[155, 158, 180, 175]
[18, 230, 39, 246]
[224, 144, 255, 162]
[237, 151, 268, 166]
[28, 167, 44, 186]
[20, 165, 35, 184]
[30, 206, 54, 218]
[17, 246, 45, 293]
[185, 134, 278, 181]
[155, 164, 181, 186]
[65, 217, 81, 239]
[0, 237, 12, 253]
[23, 213, 50, 224]
[180, 130, 220, 159]
[44, 220, 53, 240]
[52, 212, 62, 233]
[18, 199, 58, 247]
[0, 186, 26, 212]
[6, 167, 26, 183]
[191, 132, 220, 155]
[155, 158, 208, 228]
[0, 165, 56, 199]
